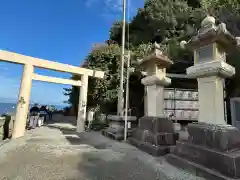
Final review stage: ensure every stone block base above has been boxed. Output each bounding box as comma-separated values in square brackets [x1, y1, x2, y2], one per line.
[166, 122, 240, 179]
[129, 116, 177, 156]
[102, 115, 137, 141]
[129, 137, 171, 156]
[102, 128, 133, 141]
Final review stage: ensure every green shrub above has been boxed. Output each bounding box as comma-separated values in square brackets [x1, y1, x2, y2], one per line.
[89, 113, 109, 131]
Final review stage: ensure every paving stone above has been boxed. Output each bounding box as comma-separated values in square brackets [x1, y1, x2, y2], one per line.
[0, 119, 205, 180]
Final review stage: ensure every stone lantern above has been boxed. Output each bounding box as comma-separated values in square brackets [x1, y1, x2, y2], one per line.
[166, 16, 240, 179]
[140, 42, 173, 117]
[129, 42, 177, 156]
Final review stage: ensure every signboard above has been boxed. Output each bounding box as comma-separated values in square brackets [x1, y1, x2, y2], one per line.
[230, 98, 240, 129]
[164, 88, 199, 121]
[165, 88, 227, 121]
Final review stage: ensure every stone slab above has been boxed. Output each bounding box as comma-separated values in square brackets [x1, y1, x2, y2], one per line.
[166, 154, 239, 180]
[109, 121, 137, 129]
[107, 115, 137, 121]
[132, 128, 176, 146]
[188, 123, 240, 152]
[105, 127, 124, 133]
[101, 130, 123, 141]
[102, 129, 133, 141]
[170, 141, 240, 178]
[109, 121, 124, 126]
[129, 116, 177, 156]
[102, 115, 137, 141]
[129, 137, 171, 156]
[138, 116, 174, 133]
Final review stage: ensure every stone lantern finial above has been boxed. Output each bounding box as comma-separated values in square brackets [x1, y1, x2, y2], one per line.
[201, 16, 216, 27]
[154, 41, 161, 50]
[180, 41, 187, 49]
[139, 42, 173, 78]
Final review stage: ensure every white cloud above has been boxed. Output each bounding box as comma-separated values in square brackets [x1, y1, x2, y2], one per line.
[105, 0, 122, 12]
[85, 0, 143, 19]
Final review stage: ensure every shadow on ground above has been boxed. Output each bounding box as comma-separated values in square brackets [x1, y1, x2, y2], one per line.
[45, 123, 109, 149]
[47, 114, 77, 126]
[76, 151, 163, 180]
[45, 124, 167, 179]
[0, 115, 204, 180]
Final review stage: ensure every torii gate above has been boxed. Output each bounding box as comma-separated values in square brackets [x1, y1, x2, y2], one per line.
[0, 50, 104, 139]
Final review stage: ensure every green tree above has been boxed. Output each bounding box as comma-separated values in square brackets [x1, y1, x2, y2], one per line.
[200, 0, 240, 35]
[109, 0, 205, 75]
[66, 0, 204, 115]
[110, 0, 204, 46]
[65, 44, 125, 114]
[86, 44, 122, 109]
[65, 0, 240, 118]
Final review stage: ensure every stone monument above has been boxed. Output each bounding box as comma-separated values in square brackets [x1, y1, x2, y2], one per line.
[129, 42, 177, 156]
[166, 16, 240, 179]
[230, 97, 240, 130]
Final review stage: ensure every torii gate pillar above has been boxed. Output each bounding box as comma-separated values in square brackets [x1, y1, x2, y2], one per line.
[12, 64, 34, 138]
[77, 74, 88, 133]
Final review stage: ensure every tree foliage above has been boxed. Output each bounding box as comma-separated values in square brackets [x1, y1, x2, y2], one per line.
[63, 44, 125, 114]
[86, 44, 122, 103]
[64, 0, 240, 115]
[200, 0, 240, 36]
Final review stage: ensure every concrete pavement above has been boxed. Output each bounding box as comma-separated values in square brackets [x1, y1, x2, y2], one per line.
[0, 120, 205, 180]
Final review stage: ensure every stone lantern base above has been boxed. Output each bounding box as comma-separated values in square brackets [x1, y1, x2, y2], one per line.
[166, 122, 240, 179]
[102, 115, 137, 141]
[129, 116, 178, 156]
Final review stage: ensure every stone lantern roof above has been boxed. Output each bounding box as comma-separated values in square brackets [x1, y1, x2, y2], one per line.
[188, 16, 240, 50]
[138, 42, 173, 68]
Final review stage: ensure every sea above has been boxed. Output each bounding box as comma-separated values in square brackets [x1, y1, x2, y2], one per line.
[0, 102, 65, 115]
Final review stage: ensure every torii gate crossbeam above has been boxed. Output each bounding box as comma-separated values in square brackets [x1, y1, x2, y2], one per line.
[0, 50, 104, 138]
[32, 74, 82, 86]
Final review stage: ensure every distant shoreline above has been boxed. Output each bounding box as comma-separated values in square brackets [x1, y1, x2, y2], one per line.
[0, 102, 66, 115]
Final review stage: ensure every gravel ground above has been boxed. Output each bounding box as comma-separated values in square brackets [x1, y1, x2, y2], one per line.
[0, 120, 205, 180]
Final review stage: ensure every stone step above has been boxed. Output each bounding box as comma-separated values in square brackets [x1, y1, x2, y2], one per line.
[101, 129, 133, 141]
[165, 154, 239, 180]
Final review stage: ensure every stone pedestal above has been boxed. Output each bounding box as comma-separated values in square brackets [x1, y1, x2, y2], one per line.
[129, 116, 177, 156]
[143, 76, 168, 117]
[187, 61, 234, 124]
[102, 115, 137, 140]
[166, 123, 240, 179]
[198, 76, 225, 124]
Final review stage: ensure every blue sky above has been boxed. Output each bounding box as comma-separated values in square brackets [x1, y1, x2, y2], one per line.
[0, 0, 143, 106]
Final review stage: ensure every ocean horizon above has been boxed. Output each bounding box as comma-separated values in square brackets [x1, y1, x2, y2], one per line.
[0, 102, 66, 115]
